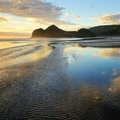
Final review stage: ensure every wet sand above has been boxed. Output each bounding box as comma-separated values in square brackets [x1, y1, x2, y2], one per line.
[0, 38, 120, 120]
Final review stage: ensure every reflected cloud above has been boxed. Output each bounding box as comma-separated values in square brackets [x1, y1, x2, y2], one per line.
[75, 84, 104, 103]
[112, 68, 119, 76]
[113, 68, 117, 76]
[64, 45, 84, 53]
[108, 77, 120, 93]
[63, 45, 84, 64]
[96, 48, 120, 60]
[101, 68, 120, 79]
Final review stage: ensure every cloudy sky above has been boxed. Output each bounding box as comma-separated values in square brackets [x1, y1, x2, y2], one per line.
[0, 0, 120, 38]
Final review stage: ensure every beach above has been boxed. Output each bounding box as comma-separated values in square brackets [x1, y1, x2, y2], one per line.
[0, 37, 120, 120]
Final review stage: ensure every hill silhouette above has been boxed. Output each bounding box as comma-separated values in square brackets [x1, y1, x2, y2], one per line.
[31, 24, 120, 38]
[31, 25, 95, 38]
[78, 28, 96, 37]
[89, 25, 120, 36]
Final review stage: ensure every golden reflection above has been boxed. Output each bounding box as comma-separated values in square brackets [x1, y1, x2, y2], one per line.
[0, 42, 28, 49]
[97, 48, 120, 59]
[63, 45, 84, 55]
[108, 77, 120, 93]
[0, 44, 53, 68]
[76, 84, 104, 103]
[63, 45, 84, 64]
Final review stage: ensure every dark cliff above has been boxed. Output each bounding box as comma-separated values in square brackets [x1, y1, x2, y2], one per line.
[89, 25, 120, 36]
[31, 25, 95, 38]
[32, 24, 120, 38]
[32, 25, 77, 38]
[77, 28, 96, 37]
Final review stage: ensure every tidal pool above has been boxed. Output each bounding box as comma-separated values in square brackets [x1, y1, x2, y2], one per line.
[0, 38, 120, 120]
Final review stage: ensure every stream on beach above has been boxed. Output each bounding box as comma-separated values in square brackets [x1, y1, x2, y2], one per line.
[0, 37, 120, 120]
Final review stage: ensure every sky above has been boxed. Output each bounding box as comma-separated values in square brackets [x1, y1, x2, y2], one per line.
[0, 0, 120, 38]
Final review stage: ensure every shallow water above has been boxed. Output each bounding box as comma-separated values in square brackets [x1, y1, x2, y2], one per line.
[0, 38, 120, 120]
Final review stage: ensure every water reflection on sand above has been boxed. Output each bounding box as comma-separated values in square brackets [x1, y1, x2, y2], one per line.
[0, 38, 120, 120]
[97, 48, 120, 60]
[0, 42, 53, 68]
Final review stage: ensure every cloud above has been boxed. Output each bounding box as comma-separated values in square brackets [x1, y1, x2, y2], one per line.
[65, 12, 80, 20]
[35, 17, 75, 26]
[0, 16, 8, 22]
[0, 0, 67, 25]
[0, 0, 83, 37]
[91, 12, 120, 24]
[71, 14, 80, 19]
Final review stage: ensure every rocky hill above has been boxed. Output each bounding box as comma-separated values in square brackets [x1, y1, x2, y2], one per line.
[31, 24, 120, 38]
[31, 25, 95, 38]
[77, 28, 96, 37]
[32, 25, 76, 38]
[89, 25, 120, 36]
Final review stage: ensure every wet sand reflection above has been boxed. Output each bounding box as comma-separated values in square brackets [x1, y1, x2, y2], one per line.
[0, 39, 120, 120]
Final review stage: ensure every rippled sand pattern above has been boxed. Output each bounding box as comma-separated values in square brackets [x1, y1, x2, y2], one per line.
[0, 38, 120, 120]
